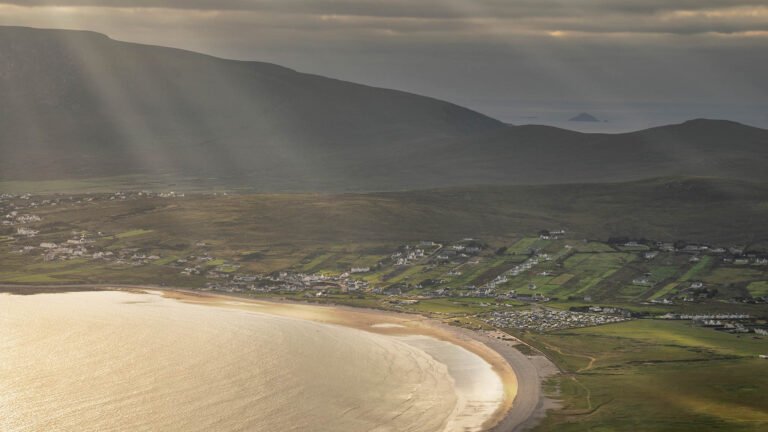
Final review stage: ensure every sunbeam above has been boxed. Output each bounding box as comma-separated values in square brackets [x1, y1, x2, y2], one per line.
[1, 3, 767, 432]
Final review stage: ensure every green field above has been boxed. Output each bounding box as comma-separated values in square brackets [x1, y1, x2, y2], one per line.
[2, 185, 768, 431]
[681, 256, 714, 281]
[746, 281, 768, 297]
[115, 229, 154, 239]
[563, 253, 636, 298]
[1, 190, 767, 309]
[519, 320, 768, 432]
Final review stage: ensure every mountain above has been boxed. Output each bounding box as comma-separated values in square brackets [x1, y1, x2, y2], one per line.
[430, 119, 768, 185]
[569, 113, 599, 122]
[0, 26, 502, 185]
[1, 26, 767, 191]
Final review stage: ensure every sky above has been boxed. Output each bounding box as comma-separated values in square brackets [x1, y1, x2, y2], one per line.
[1, 0, 767, 131]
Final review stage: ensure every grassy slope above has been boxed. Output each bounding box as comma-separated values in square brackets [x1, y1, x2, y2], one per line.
[3, 177, 768, 284]
[7, 176, 768, 243]
[519, 320, 768, 432]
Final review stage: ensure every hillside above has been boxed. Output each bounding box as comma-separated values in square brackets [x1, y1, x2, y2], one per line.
[0, 26, 501, 186]
[4, 177, 767, 249]
[1, 26, 767, 191]
[444, 119, 768, 185]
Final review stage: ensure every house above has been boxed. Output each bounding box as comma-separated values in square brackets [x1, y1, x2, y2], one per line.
[633, 278, 655, 287]
[644, 251, 659, 260]
[659, 243, 676, 252]
[16, 227, 39, 237]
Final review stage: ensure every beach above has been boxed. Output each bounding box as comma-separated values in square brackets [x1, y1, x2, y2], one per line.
[0, 285, 557, 431]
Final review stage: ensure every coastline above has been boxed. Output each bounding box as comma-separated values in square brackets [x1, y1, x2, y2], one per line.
[1, 284, 558, 431]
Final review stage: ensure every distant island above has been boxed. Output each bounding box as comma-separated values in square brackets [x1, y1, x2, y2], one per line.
[569, 112, 600, 122]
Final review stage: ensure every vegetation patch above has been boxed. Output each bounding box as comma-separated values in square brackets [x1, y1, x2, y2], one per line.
[115, 229, 154, 239]
[519, 320, 768, 432]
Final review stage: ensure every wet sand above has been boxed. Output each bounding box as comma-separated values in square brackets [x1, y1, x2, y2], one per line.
[0, 284, 558, 431]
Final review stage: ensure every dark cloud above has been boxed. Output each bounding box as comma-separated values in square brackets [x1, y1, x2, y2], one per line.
[2, 1, 766, 36]
[1, 1, 766, 18]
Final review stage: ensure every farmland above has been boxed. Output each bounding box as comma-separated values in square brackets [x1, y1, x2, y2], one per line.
[2, 182, 768, 431]
[518, 320, 768, 431]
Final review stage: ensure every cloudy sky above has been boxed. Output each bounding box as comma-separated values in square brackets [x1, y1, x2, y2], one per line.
[1, 0, 767, 130]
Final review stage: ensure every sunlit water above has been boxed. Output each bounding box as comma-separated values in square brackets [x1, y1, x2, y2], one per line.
[0, 291, 503, 431]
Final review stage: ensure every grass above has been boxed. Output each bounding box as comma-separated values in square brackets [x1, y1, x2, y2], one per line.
[518, 320, 768, 432]
[746, 281, 768, 297]
[563, 253, 635, 298]
[651, 282, 681, 299]
[579, 320, 765, 356]
[115, 229, 154, 239]
[704, 268, 766, 285]
[507, 237, 541, 254]
[649, 265, 679, 282]
[550, 273, 575, 285]
[401, 297, 504, 315]
[571, 242, 615, 253]
[539, 360, 768, 431]
[0, 273, 62, 283]
[680, 256, 713, 281]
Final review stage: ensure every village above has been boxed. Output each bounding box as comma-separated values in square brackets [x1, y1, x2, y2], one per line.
[484, 307, 631, 332]
[1, 192, 767, 336]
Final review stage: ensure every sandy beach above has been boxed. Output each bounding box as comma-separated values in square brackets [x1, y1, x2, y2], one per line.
[158, 287, 561, 432]
[1, 284, 558, 431]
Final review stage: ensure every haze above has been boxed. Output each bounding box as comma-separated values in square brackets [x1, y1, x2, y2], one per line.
[1, 0, 766, 131]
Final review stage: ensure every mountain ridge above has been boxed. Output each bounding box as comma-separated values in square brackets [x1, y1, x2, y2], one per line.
[0, 26, 766, 191]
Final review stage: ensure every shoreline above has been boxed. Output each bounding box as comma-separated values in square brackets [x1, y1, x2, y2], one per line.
[1, 284, 558, 431]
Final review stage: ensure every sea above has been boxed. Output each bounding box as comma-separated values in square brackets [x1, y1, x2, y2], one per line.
[0, 291, 503, 432]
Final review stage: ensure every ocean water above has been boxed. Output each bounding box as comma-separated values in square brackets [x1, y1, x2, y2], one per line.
[0, 291, 502, 432]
